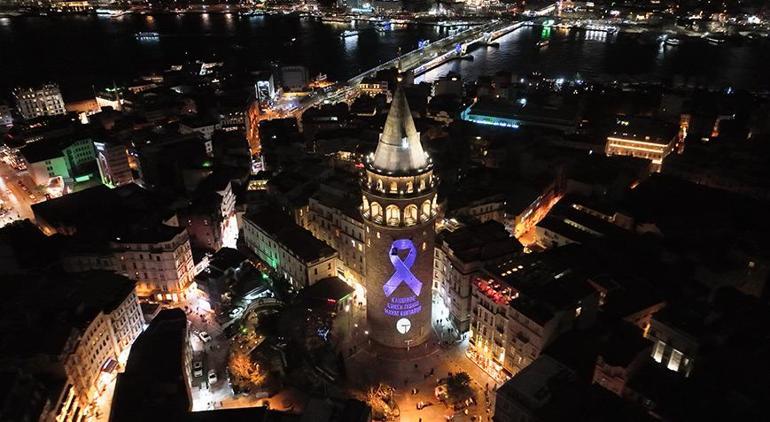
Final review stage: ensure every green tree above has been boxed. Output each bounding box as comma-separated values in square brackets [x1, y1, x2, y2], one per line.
[446, 372, 474, 404]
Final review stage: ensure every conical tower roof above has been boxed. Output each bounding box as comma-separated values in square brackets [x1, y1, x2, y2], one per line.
[372, 85, 429, 173]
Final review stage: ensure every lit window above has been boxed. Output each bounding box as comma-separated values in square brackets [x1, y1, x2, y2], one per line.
[652, 340, 666, 363]
[667, 349, 683, 372]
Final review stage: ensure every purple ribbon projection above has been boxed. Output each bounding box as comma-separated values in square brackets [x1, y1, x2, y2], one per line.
[383, 239, 423, 318]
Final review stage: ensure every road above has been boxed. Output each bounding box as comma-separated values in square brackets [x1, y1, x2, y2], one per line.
[0, 159, 39, 226]
[185, 289, 233, 411]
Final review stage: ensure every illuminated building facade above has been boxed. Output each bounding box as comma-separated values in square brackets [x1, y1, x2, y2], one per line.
[13, 83, 66, 120]
[645, 311, 697, 377]
[20, 135, 97, 187]
[605, 116, 678, 173]
[361, 85, 437, 349]
[434, 221, 522, 334]
[0, 272, 144, 422]
[243, 209, 338, 289]
[94, 140, 133, 188]
[306, 188, 367, 285]
[359, 78, 390, 98]
[61, 280, 144, 419]
[62, 225, 196, 302]
[468, 253, 598, 381]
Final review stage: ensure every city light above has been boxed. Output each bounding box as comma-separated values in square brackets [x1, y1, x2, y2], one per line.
[2, 3, 768, 422]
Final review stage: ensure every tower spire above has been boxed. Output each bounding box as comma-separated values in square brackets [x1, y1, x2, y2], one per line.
[372, 84, 429, 173]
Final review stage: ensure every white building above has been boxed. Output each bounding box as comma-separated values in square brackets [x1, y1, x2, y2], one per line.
[0, 103, 13, 127]
[63, 225, 196, 302]
[179, 117, 221, 141]
[468, 252, 598, 381]
[60, 275, 144, 418]
[13, 83, 67, 120]
[434, 221, 522, 333]
[243, 209, 338, 289]
[305, 180, 367, 285]
[1, 272, 144, 422]
[94, 140, 134, 188]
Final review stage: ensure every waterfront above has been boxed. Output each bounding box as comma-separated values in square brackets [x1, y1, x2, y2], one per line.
[1, 13, 770, 101]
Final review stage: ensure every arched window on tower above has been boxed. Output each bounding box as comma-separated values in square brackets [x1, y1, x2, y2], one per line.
[386, 205, 401, 226]
[362, 196, 370, 217]
[419, 178, 426, 192]
[371, 202, 383, 223]
[376, 179, 384, 192]
[404, 204, 418, 226]
[406, 180, 414, 193]
[389, 181, 398, 194]
[420, 200, 432, 222]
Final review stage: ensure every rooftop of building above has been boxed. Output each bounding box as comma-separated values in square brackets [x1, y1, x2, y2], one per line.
[497, 355, 653, 421]
[598, 321, 653, 367]
[497, 354, 575, 410]
[536, 215, 597, 244]
[208, 247, 249, 273]
[466, 97, 581, 126]
[180, 115, 220, 128]
[0, 271, 136, 359]
[245, 209, 336, 263]
[486, 247, 596, 324]
[113, 223, 186, 244]
[608, 115, 678, 144]
[439, 220, 522, 264]
[110, 308, 190, 421]
[623, 174, 770, 260]
[19, 131, 93, 163]
[31, 183, 173, 240]
[370, 84, 430, 174]
[298, 277, 355, 306]
[544, 201, 631, 239]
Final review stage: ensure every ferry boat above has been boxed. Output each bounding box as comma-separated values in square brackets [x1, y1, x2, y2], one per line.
[664, 37, 682, 46]
[536, 39, 550, 48]
[135, 32, 160, 41]
[238, 10, 264, 17]
[322, 15, 351, 24]
[377, 20, 393, 32]
[340, 30, 359, 39]
[96, 8, 128, 17]
[705, 35, 726, 45]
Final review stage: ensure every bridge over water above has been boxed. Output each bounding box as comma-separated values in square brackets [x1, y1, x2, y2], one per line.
[293, 20, 530, 114]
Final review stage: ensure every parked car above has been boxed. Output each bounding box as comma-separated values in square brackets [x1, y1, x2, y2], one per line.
[192, 361, 203, 377]
[229, 306, 244, 319]
[207, 369, 218, 385]
[199, 331, 212, 343]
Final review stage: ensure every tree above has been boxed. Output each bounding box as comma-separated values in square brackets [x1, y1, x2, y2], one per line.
[446, 372, 474, 404]
[229, 351, 266, 387]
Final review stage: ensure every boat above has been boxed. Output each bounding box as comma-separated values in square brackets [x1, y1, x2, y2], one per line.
[238, 10, 263, 17]
[135, 32, 160, 41]
[705, 35, 726, 45]
[536, 39, 550, 48]
[96, 8, 128, 17]
[340, 30, 359, 39]
[322, 15, 351, 24]
[376, 20, 393, 32]
[664, 37, 681, 46]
